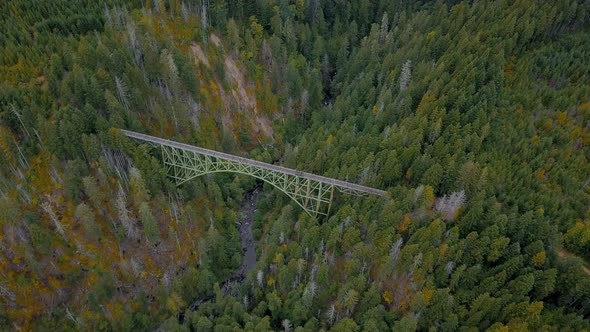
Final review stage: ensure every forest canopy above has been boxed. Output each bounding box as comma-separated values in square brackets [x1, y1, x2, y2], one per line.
[0, 0, 589, 331]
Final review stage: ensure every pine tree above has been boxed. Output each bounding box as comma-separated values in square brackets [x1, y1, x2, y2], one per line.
[116, 184, 139, 240]
[75, 203, 99, 240]
[139, 202, 159, 242]
[399, 60, 412, 92]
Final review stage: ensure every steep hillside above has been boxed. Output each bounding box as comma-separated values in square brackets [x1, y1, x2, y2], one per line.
[0, 1, 279, 329]
[1, 0, 589, 331]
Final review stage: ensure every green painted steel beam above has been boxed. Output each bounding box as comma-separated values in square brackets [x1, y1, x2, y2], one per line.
[121, 129, 386, 217]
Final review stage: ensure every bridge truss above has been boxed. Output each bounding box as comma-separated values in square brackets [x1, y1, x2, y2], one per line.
[121, 129, 386, 217]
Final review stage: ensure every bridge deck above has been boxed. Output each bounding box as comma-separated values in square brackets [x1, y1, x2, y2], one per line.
[120, 129, 387, 196]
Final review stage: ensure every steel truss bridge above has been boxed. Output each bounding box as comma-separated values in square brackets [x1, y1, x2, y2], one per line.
[121, 129, 386, 217]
